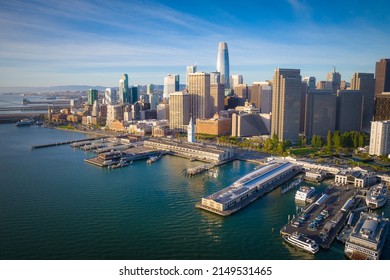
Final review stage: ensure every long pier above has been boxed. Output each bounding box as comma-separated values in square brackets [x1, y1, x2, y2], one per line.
[31, 136, 109, 150]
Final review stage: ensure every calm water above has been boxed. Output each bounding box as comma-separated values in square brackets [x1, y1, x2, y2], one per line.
[0, 124, 389, 260]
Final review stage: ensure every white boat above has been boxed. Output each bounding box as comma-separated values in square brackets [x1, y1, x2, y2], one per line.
[295, 186, 315, 202]
[147, 154, 161, 164]
[282, 232, 319, 254]
[365, 184, 388, 209]
[16, 118, 35, 126]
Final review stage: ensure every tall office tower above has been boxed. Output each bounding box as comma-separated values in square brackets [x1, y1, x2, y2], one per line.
[271, 68, 302, 141]
[336, 90, 363, 133]
[375, 58, 390, 96]
[374, 94, 390, 121]
[234, 84, 248, 106]
[186, 65, 197, 87]
[260, 85, 272, 114]
[104, 88, 116, 105]
[249, 84, 261, 108]
[304, 90, 337, 138]
[209, 72, 221, 84]
[369, 120, 390, 156]
[169, 91, 190, 131]
[351, 73, 375, 132]
[317, 81, 333, 90]
[300, 82, 308, 133]
[146, 84, 154, 95]
[303, 76, 316, 90]
[149, 92, 159, 110]
[216, 42, 230, 89]
[130, 86, 138, 104]
[327, 66, 341, 92]
[187, 72, 211, 120]
[231, 74, 243, 89]
[210, 83, 225, 115]
[91, 100, 99, 117]
[106, 104, 123, 125]
[87, 89, 98, 106]
[163, 74, 179, 99]
[119, 74, 130, 104]
[157, 103, 169, 120]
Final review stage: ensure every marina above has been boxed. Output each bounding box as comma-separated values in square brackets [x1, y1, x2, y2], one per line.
[280, 184, 360, 249]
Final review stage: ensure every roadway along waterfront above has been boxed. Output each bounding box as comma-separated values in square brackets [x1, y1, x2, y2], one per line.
[0, 123, 389, 260]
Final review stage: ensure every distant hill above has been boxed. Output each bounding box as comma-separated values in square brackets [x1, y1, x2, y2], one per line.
[0, 85, 107, 94]
[0, 84, 187, 94]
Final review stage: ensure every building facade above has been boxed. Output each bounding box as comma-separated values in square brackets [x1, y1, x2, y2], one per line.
[216, 42, 230, 89]
[119, 74, 130, 104]
[375, 58, 390, 96]
[336, 90, 363, 133]
[210, 82, 225, 116]
[168, 91, 190, 131]
[369, 120, 390, 156]
[163, 74, 179, 99]
[351, 73, 375, 132]
[104, 88, 116, 105]
[87, 89, 98, 106]
[304, 90, 337, 138]
[271, 68, 302, 141]
[187, 72, 211, 121]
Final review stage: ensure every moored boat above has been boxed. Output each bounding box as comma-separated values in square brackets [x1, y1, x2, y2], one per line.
[16, 118, 35, 126]
[282, 232, 319, 254]
[295, 186, 315, 202]
[365, 184, 388, 209]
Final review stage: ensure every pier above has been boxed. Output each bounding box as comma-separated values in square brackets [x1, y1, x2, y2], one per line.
[31, 136, 109, 150]
[280, 184, 360, 249]
[197, 161, 302, 216]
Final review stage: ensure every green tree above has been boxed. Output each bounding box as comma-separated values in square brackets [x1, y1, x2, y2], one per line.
[326, 130, 332, 151]
[271, 134, 279, 150]
[333, 131, 341, 151]
[277, 141, 286, 154]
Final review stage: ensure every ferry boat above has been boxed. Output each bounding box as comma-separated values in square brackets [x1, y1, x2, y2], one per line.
[295, 186, 315, 202]
[282, 232, 319, 254]
[16, 118, 35, 126]
[147, 154, 161, 164]
[365, 184, 388, 209]
[345, 212, 389, 260]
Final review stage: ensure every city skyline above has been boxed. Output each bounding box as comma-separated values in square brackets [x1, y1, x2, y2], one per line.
[1, 0, 390, 87]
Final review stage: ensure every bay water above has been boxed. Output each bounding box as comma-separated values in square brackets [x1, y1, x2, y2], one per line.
[0, 124, 388, 259]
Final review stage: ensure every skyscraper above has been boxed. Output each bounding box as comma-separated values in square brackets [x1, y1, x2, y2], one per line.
[187, 72, 211, 121]
[303, 76, 316, 90]
[119, 74, 130, 103]
[327, 67, 341, 93]
[163, 74, 180, 99]
[186, 65, 197, 88]
[271, 68, 302, 141]
[336, 90, 363, 133]
[210, 82, 225, 115]
[216, 42, 230, 89]
[351, 73, 375, 132]
[304, 90, 337, 138]
[169, 91, 190, 131]
[130, 86, 138, 104]
[231, 74, 243, 89]
[87, 89, 98, 106]
[369, 120, 390, 156]
[104, 88, 116, 105]
[146, 84, 154, 95]
[375, 58, 390, 96]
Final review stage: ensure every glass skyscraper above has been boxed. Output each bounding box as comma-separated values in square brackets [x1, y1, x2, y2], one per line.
[216, 42, 230, 89]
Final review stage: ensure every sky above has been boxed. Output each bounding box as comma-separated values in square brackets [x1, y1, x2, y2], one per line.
[0, 0, 389, 87]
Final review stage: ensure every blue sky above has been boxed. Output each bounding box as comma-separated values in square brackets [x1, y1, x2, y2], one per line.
[0, 0, 389, 87]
